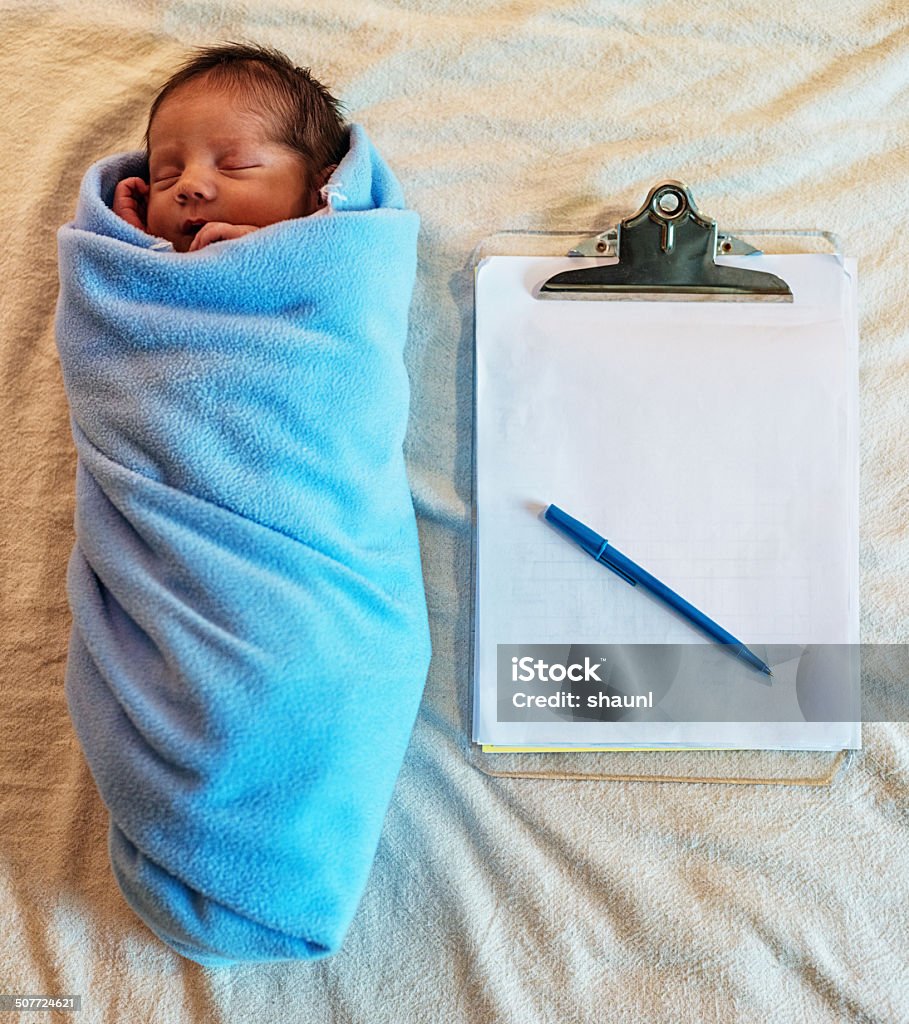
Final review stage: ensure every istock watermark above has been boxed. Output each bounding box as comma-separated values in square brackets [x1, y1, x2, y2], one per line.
[495, 644, 909, 725]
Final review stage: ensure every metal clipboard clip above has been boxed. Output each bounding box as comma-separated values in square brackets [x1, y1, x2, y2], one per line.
[538, 180, 793, 302]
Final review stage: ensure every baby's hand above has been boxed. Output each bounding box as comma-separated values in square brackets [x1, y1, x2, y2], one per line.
[188, 222, 258, 251]
[113, 177, 149, 230]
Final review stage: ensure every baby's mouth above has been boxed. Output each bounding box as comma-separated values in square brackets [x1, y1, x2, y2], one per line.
[182, 219, 206, 237]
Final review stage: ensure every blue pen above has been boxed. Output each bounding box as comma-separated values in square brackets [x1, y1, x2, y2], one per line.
[544, 504, 772, 677]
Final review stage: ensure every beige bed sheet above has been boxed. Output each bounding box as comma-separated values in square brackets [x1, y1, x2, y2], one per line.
[2, 1, 907, 1021]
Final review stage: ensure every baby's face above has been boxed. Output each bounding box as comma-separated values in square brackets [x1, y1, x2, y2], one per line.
[146, 82, 317, 252]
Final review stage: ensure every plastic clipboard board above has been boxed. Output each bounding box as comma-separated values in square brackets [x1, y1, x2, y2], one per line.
[467, 181, 859, 786]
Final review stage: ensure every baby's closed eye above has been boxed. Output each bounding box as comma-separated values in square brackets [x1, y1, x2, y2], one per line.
[151, 165, 261, 184]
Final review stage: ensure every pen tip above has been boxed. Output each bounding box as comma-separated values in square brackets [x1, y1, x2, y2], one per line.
[525, 500, 549, 520]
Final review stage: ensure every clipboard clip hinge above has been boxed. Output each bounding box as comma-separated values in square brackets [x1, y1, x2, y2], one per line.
[541, 181, 793, 302]
[568, 227, 759, 259]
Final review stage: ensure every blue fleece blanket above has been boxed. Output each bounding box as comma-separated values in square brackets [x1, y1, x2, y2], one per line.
[55, 125, 431, 966]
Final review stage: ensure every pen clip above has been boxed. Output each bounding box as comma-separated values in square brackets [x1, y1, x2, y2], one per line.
[596, 550, 638, 586]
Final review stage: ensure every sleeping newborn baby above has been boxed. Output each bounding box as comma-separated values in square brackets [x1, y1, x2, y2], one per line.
[56, 43, 431, 966]
[113, 43, 345, 250]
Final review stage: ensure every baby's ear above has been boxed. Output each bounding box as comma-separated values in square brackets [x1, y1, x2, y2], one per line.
[313, 164, 338, 207]
[314, 164, 338, 191]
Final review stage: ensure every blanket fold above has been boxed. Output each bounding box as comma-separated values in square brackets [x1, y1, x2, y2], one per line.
[55, 125, 431, 966]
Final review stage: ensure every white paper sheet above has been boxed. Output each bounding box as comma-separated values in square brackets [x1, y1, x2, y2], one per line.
[473, 254, 859, 749]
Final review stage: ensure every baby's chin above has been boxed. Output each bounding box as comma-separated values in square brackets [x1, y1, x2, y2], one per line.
[145, 226, 190, 252]
[145, 216, 193, 253]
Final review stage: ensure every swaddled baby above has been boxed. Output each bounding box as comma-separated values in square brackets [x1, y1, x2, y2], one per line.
[57, 41, 431, 966]
[114, 42, 346, 250]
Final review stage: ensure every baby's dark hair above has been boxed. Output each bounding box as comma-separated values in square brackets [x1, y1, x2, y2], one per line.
[144, 42, 348, 176]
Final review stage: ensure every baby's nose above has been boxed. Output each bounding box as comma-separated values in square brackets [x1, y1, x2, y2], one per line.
[176, 167, 216, 202]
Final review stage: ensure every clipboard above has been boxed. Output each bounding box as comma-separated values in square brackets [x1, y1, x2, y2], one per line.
[469, 181, 860, 783]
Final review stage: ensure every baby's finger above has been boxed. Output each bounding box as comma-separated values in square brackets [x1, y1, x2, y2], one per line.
[113, 177, 149, 227]
[116, 177, 149, 205]
[124, 176, 149, 196]
[188, 223, 223, 252]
